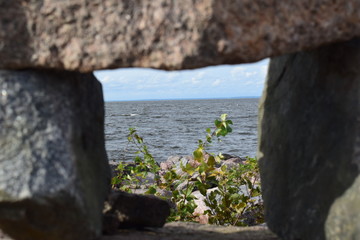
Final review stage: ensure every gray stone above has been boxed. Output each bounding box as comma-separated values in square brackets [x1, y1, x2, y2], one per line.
[258, 39, 360, 240]
[220, 157, 245, 169]
[103, 191, 171, 231]
[325, 175, 360, 240]
[0, 70, 110, 240]
[101, 222, 279, 240]
[2, 1, 360, 71]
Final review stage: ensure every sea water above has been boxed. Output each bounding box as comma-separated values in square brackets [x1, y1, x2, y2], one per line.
[105, 98, 259, 162]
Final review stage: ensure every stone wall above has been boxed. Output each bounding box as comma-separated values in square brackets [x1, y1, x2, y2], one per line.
[1, 1, 360, 239]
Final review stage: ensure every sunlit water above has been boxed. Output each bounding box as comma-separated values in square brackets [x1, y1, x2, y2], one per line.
[105, 98, 259, 162]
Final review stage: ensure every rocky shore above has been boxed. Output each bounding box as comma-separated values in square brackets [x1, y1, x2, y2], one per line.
[109, 154, 262, 225]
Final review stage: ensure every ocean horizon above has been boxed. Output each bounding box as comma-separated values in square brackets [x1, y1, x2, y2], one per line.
[104, 98, 259, 163]
[104, 96, 261, 103]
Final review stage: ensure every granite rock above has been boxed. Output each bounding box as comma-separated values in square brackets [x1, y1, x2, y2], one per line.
[0, 70, 110, 240]
[2, 1, 360, 71]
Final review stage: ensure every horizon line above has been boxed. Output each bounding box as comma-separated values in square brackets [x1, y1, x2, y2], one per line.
[104, 96, 261, 103]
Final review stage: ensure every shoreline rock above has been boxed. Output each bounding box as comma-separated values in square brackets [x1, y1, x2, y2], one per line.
[103, 190, 171, 234]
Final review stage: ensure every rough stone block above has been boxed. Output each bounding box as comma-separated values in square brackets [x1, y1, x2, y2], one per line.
[103, 190, 171, 233]
[258, 39, 360, 240]
[2, 1, 360, 71]
[0, 70, 110, 240]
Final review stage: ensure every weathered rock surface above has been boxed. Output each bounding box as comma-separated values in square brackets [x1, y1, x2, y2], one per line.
[101, 222, 279, 240]
[2, 1, 360, 71]
[1, 222, 279, 240]
[0, 70, 110, 240]
[258, 39, 360, 240]
[103, 190, 171, 233]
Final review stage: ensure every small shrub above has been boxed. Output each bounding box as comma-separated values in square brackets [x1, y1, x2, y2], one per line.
[111, 114, 264, 226]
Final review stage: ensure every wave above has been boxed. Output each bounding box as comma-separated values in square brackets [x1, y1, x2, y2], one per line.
[118, 113, 139, 117]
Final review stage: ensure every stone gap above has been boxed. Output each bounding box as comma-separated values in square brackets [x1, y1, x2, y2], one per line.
[1, 1, 360, 239]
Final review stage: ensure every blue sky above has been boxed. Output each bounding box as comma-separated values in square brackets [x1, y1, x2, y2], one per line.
[94, 59, 269, 102]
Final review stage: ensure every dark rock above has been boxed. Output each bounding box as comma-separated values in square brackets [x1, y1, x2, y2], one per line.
[2, 1, 360, 71]
[258, 39, 360, 240]
[0, 70, 110, 240]
[103, 190, 171, 232]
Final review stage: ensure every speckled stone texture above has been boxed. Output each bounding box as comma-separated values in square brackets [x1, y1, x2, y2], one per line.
[258, 39, 360, 240]
[0, 70, 110, 240]
[1, 0, 360, 71]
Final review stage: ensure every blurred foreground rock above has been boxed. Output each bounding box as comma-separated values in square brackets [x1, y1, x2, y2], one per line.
[259, 39, 360, 240]
[2, 1, 360, 71]
[0, 70, 110, 240]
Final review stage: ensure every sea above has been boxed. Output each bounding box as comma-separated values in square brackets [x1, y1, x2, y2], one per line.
[105, 98, 259, 163]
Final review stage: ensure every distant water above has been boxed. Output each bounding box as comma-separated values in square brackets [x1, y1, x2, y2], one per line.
[105, 98, 259, 162]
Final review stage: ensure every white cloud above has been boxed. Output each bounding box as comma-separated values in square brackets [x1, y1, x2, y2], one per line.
[231, 66, 246, 77]
[244, 71, 257, 77]
[98, 75, 111, 83]
[196, 71, 206, 78]
[212, 79, 222, 86]
[191, 77, 200, 85]
[94, 59, 269, 101]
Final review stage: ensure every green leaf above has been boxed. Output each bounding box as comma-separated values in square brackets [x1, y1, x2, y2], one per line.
[229, 193, 241, 201]
[215, 128, 221, 136]
[207, 155, 216, 168]
[198, 163, 206, 174]
[193, 148, 203, 161]
[214, 119, 222, 128]
[145, 186, 157, 195]
[184, 163, 195, 175]
[197, 183, 207, 196]
[185, 184, 195, 197]
[251, 188, 261, 197]
[220, 114, 227, 121]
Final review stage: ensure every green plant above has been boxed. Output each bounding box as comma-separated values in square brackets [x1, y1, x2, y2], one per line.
[111, 114, 264, 226]
[180, 114, 264, 226]
[111, 128, 159, 193]
[203, 157, 264, 226]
